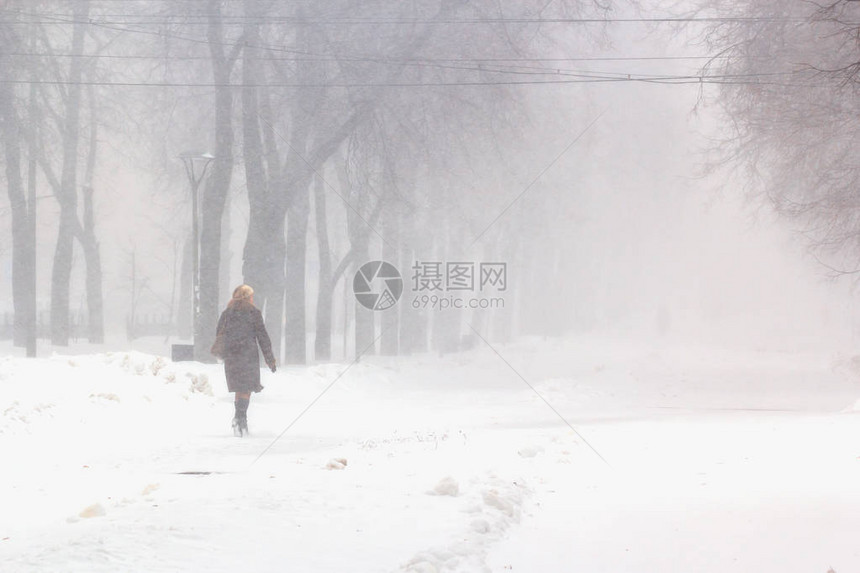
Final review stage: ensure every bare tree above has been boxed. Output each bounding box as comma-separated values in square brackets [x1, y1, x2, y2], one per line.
[0, 10, 35, 350]
[238, 1, 451, 364]
[5, 0, 97, 346]
[11, 0, 110, 346]
[2, 0, 617, 356]
[692, 0, 860, 271]
[292, 0, 614, 361]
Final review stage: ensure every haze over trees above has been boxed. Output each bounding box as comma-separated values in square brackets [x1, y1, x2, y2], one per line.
[1, 0, 107, 350]
[6, 0, 849, 361]
[2, 0, 620, 361]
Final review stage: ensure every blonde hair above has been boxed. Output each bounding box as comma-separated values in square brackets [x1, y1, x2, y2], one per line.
[232, 284, 254, 300]
[228, 284, 254, 308]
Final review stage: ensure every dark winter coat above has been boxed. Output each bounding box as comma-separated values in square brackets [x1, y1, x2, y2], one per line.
[216, 301, 275, 394]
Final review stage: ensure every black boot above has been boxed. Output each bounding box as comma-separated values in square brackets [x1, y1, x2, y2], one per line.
[233, 397, 250, 437]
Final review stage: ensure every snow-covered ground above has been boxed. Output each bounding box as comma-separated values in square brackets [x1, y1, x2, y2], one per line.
[1, 335, 859, 572]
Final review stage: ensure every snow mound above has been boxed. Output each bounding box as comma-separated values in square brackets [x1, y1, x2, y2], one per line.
[141, 483, 160, 497]
[0, 351, 219, 439]
[78, 503, 106, 519]
[428, 477, 460, 497]
[187, 372, 213, 396]
[1, 401, 55, 435]
[517, 445, 544, 458]
[90, 392, 121, 403]
[325, 458, 348, 470]
[401, 475, 530, 572]
[482, 489, 519, 518]
[403, 559, 440, 573]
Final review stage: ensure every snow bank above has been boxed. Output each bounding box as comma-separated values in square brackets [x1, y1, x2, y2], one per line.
[0, 351, 217, 437]
[402, 474, 530, 573]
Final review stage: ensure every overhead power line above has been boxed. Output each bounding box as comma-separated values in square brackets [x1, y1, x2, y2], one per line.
[0, 8, 824, 91]
[0, 51, 738, 79]
[0, 74, 822, 89]
[0, 50, 735, 81]
[4, 8, 808, 73]
[0, 52, 723, 63]
[0, 15, 813, 25]
[0, 10, 799, 79]
[0, 9, 736, 80]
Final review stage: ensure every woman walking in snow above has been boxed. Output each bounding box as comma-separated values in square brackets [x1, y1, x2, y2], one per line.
[215, 285, 276, 436]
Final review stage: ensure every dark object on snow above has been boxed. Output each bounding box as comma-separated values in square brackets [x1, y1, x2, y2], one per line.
[171, 343, 195, 362]
[215, 296, 276, 394]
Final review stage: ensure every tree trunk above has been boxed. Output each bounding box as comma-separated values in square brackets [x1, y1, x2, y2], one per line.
[80, 185, 104, 343]
[398, 200, 429, 355]
[219, 189, 232, 303]
[380, 204, 400, 355]
[240, 5, 285, 358]
[284, 200, 310, 364]
[50, 0, 88, 346]
[196, 0, 239, 361]
[24, 62, 38, 355]
[50, 214, 76, 346]
[198, 186, 229, 361]
[354, 259, 376, 359]
[0, 65, 31, 350]
[399, 243, 427, 355]
[243, 204, 286, 350]
[80, 84, 103, 343]
[314, 176, 333, 362]
[280, 13, 316, 366]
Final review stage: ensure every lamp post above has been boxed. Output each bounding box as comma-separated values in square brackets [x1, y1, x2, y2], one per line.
[179, 151, 214, 359]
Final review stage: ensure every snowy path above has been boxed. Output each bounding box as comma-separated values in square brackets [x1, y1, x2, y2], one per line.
[488, 410, 860, 572]
[2, 338, 859, 572]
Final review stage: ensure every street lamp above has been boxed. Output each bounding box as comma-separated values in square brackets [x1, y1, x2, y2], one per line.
[179, 151, 214, 360]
